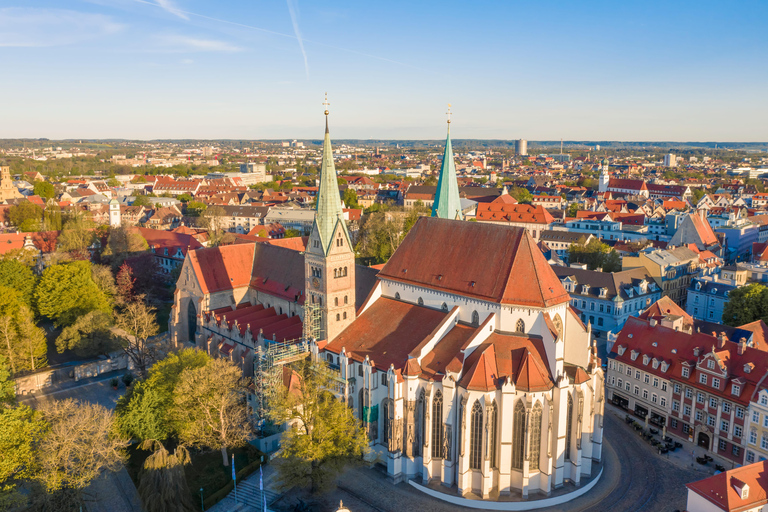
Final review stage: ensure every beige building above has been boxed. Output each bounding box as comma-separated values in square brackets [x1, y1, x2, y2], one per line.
[0, 166, 22, 202]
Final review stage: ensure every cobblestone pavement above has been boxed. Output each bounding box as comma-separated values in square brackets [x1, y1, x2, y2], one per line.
[270, 409, 709, 512]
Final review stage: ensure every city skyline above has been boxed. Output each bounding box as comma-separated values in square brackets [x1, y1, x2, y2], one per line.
[1, 0, 767, 141]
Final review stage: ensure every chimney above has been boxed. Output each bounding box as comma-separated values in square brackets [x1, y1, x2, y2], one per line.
[739, 337, 747, 355]
[650, 318, 658, 327]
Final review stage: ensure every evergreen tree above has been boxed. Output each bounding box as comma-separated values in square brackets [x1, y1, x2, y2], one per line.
[35, 260, 112, 327]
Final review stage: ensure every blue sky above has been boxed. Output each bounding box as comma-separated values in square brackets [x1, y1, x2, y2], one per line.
[1, 0, 766, 141]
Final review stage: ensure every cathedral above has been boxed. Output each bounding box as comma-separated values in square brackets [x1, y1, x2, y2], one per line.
[170, 104, 604, 500]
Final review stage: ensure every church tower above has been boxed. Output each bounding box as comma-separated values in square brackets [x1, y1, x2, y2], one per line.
[431, 105, 463, 220]
[598, 158, 610, 193]
[304, 95, 356, 342]
[109, 198, 121, 228]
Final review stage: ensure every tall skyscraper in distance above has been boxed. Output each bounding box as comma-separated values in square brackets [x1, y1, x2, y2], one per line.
[515, 138, 528, 156]
[664, 154, 677, 167]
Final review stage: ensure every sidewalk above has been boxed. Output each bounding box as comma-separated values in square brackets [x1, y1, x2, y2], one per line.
[604, 403, 719, 476]
[206, 463, 281, 512]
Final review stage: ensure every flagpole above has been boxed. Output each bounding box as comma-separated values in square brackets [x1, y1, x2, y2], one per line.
[260, 465, 265, 512]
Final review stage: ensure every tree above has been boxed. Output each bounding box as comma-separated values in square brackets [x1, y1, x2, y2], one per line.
[512, 187, 533, 204]
[35, 260, 112, 326]
[0, 355, 15, 406]
[116, 348, 210, 442]
[567, 202, 581, 217]
[177, 193, 193, 203]
[269, 360, 369, 493]
[185, 200, 207, 217]
[0, 259, 36, 307]
[172, 358, 253, 466]
[92, 263, 118, 299]
[199, 205, 225, 231]
[0, 404, 47, 508]
[102, 225, 149, 266]
[9, 201, 43, 232]
[116, 262, 135, 304]
[0, 287, 47, 375]
[33, 181, 55, 200]
[568, 238, 622, 272]
[57, 213, 96, 253]
[136, 440, 196, 512]
[132, 195, 152, 208]
[114, 299, 160, 379]
[342, 188, 359, 209]
[125, 253, 162, 298]
[34, 399, 129, 509]
[284, 228, 302, 238]
[55, 310, 118, 357]
[722, 283, 768, 326]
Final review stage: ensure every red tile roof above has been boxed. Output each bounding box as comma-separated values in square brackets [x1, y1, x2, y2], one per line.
[639, 296, 694, 326]
[187, 243, 256, 294]
[690, 212, 719, 246]
[686, 460, 768, 512]
[475, 200, 553, 225]
[378, 217, 571, 308]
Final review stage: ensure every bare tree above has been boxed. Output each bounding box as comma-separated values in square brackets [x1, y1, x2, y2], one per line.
[136, 440, 196, 512]
[115, 298, 160, 379]
[172, 358, 253, 466]
[35, 399, 129, 509]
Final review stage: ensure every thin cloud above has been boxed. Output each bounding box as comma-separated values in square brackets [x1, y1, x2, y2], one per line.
[156, 0, 189, 21]
[158, 35, 242, 52]
[0, 7, 123, 47]
[286, 0, 309, 78]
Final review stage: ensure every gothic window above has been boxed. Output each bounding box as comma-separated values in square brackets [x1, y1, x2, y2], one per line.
[418, 297, 424, 306]
[516, 319, 525, 333]
[187, 300, 197, 342]
[512, 401, 526, 470]
[565, 394, 574, 461]
[470, 401, 483, 470]
[336, 314, 340, 321]
[358, 388, 365, 421]
[529, 401, 543, 471]
[471, 311, 479, 326]
[441, 302, 448, 312]
[334, 297, 339, 306]
[343, 312, 347, 319]
[344, 266, 348, 277]
[358, 365, 363, 377]
[382, 399, 391, 447]
[395, 292, 401, 300]
[489, 401, 498, 469]
[418, 389, 426, 458]
[326, 353, 334, 363]
[432, 391, 444, 458]
[344, 295, 348, 305]
[334, 269, 339, 278]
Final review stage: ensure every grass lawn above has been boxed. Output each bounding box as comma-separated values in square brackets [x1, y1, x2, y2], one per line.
[125, 442, 263, 505]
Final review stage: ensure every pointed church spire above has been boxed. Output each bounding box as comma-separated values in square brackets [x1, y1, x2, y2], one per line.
[431, 104, 463, 220]
[315, 93, 348, 252]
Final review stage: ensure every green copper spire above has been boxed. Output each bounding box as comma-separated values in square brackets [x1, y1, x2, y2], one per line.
[314, 94, 349, 253]
[431, 105, 463, 220]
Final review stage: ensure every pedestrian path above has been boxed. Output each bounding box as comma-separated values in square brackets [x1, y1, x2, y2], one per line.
[206, 463, 281, 512]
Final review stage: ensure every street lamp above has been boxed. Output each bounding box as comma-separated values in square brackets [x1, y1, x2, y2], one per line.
[200, 487, 204, 511]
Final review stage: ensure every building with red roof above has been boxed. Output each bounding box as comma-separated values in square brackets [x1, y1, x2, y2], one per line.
[475, 188, 554, 240]
[319, 216, 603, 499]
[686, 460, 768, 512]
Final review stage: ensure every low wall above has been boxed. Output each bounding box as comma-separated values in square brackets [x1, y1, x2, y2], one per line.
[408, 467, 603, 511]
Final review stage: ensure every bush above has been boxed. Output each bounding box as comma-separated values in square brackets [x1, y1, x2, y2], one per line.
[122, 372, 134, 387]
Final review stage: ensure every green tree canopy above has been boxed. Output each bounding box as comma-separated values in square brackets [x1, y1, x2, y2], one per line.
[0, 355, 15, 406]
[55, 310, 118, 357]
[342, 188, 359, 209]
[0, 260, 36, 307]
[568, 237, 622, 272]
[102, 226, 149, 266]
[722, 283, 768, 326]
[132, 195, 152, 207]
[57, 213, 96, 253]
[0, 286, 47, 375]
[0, 404, 47, 508]
[269, 360, 369, 493]
[185, 201, 207, 217]
[35, 260, 112, 326]
[33, 181, 55, 200]
[9, 201, 43, 232]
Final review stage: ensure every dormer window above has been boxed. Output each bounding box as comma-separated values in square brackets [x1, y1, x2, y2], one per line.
[744, 364, 753, 374]
[642, 355, 650, 365]
[581, 284, 589, 295]
[599, 288, 607, 298]
[732, 384, 741, 396]
[696, 282, 702, 291]
[617, 345, 626, 356]
[682, 367, 690, 378]
[652, 359, 659, 369]
[631, 350, 639, 361]
[660, 362, 668, 372]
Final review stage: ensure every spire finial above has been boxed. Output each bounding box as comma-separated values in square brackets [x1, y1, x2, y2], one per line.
[323, 92, 330, 133]
[446, 103, 452, 124]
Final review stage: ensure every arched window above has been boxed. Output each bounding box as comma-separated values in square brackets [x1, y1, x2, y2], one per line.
[470, 401, 483, 470]
[344, 266, 348, 277]
[326, 353, 334, 363]
[344, 295, 348, 305]
[395, 292, 401, 300]
[334, 297, 339, 306]
[489, 401, 498, 469]
[512, 401, 526, 470]
[279, 307, 283, 314]
[382, 399, 391, 448]
[418, 297, 424, 306]
[334, 269, 338, 278]
[343, 312, 347, 319]
[441, 302, 448, 312]
[359, 388, 365, 421]
[471, 311, 479, 326]
[432, 391, 444, 458]
[516, 319, 525, 333]
[187, 300, 197, 342]
[418, 389, 426, 457]
[336, 313, 340, 321]
[529, 401, 543, 471]
[565, 394, 574, 461]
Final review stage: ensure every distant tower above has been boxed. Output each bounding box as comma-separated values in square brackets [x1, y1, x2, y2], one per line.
[515, 139, 528, 156]
[431, 105, 463, 220]
[109, 198, 121, 228]
[304, 94, 356, 342]
[598, 158, 610, 193]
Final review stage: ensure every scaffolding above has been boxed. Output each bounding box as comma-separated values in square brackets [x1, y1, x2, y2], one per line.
[253, 302, 321, 436]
